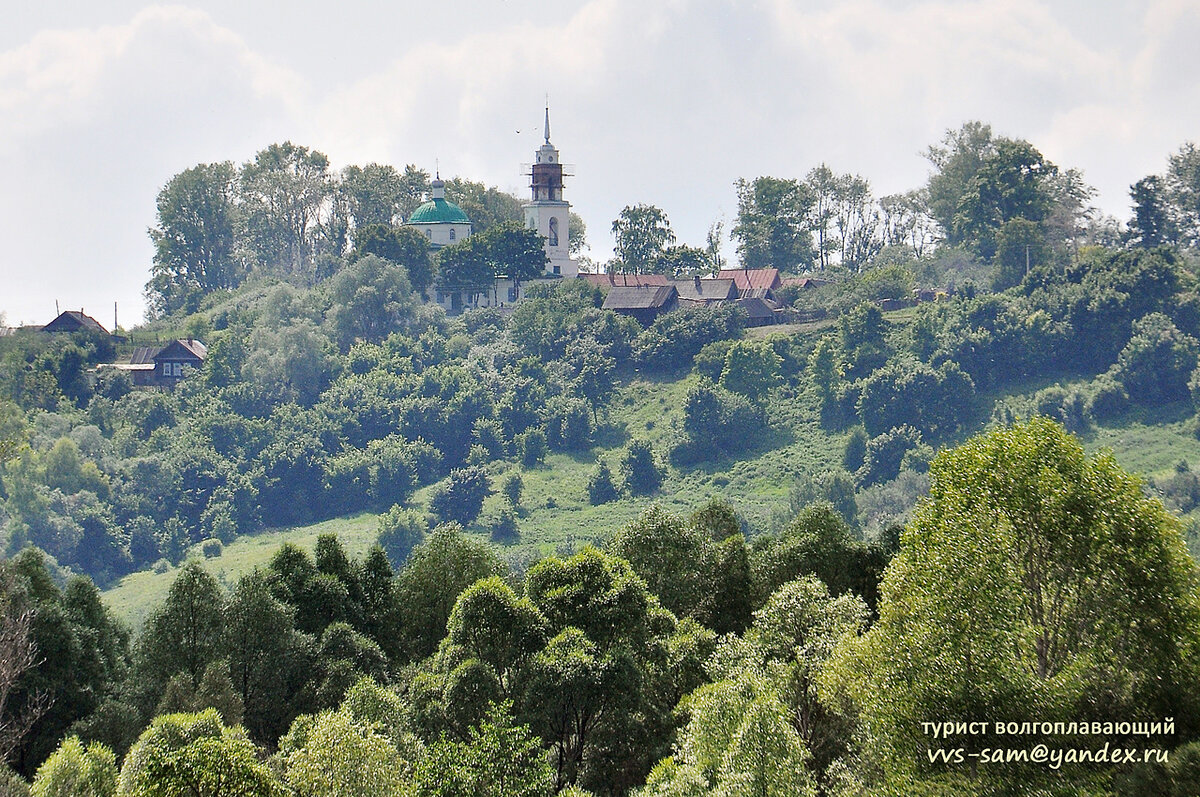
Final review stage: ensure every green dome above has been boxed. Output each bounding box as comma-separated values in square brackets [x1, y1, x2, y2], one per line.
[408, 198, 470, 224]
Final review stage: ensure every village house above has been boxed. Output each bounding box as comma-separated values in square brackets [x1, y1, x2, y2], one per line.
[601, 285, 678, 325]
[100, 338, 207, 387]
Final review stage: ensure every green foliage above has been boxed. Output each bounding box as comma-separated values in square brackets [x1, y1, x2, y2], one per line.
[857, 426, 924, 486]
[133, 563, 224, 712]
[838, 303, 889, 379]
[31, 736, 116, 797]
[609, 506, 710, 621]
[732, 176, 815, 272]
[751, 504, 887, 612]
[429, 467, 490, 527]
[352, 223, 433, 295]
[412, 702, 552, 797]
[826, 419, 1200, 785]
[611, 205, 676, 274]
[1113, 312, 1200, 405]
[395, 524, 503, 662]
[719, 340, 782, 402]
[500, 473, 523, 509]
[376, 505, 427, 568]
[789, 470, 858, 528]
[633, 304, 748, 373]
[673, 378, 762, 464]
[515, 429, 547, 469]
[842, 427, 868, 473]
[117, 709, 283, 797]
[620, 440, 662, 496]
[147, 162, 240, 317]
[323, 255, 416, 350]
[283, 709, 408, 797]
[490, 508, 519, 543]
[586, 461, 620, 506]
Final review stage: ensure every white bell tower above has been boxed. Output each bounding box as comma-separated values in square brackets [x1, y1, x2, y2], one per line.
[523, 107, 576, 278]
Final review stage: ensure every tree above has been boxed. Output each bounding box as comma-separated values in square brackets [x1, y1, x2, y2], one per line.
[733, 176, 815, 272]
[587, 461, 619, 506]
[472, 220, 547, 289]
[1165, 141, 1200, 248]
[31, 736, 116, 797]
[950, 137, 1058, 262]
[323, 255, 416, 350]
[653, 246, 711, 279]
[608, 506, 712, 621]
[435, 237, 494, 303]
[376, 505, 427, 568]
[147, 162, 241, 317]
[719, 340, 782, 402]
[395, 524, 503, 661]
[352, 223, 434, 296]
[1113, 312, 1200, 405]
[340, 163, 406, 228]
[925, 120, 996, 239]
[429, 468, 489, 528]
[825, 419, 1200, 784]
[992, 216, 1048, 290]
[240, 142, 333, 278]
[283, 710, 406, 797]
[1128, 175, 1177, 249]
[568, 212, 588, 256]
[443, 179, 523, 236]
[116, 710, 284, 797]
[133, 564, 224, 711]
[611, 205, 675, 274]
[500, 473, 523, 509]
[620, 440, 662, 496]
[222, 572, 310, 743]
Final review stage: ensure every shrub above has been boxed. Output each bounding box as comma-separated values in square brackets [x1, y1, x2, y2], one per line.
[490, 509, 519, 543]
[200, 539, 223, 559]
[587, 461, 620, 505]
[843, 427, 868, 473]
[620, 440, 663, 496]
[429, 467, 491, 527]
[1113, 312, 1200, 405]
[857, 425, 923, 486]
[501, 472, 523, 508]
[377, 504, 428, 567]
[1086, 373, 1130, 422]
[516, 428, 547, 468]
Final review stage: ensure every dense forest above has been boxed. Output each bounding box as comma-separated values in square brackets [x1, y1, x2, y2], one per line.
[1, 122, 1200, 794]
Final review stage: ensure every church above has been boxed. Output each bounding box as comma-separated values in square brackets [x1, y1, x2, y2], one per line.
[413, 108, 578, 312]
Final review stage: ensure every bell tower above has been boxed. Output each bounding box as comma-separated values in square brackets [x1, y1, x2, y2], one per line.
[523, 106, 576, 278]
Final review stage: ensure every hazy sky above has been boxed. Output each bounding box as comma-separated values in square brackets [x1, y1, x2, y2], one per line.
[2, 0, 1198, 326]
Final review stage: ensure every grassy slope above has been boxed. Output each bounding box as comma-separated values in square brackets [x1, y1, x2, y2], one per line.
[101, 315, 1200, 629]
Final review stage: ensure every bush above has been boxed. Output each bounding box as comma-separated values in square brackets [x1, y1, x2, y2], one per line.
[490, 508, 519, 543]
[429, 467, 491, 527]
[620, 440, 663, 495]
[587, 461, 620, 505]
[543, 396, 593, 451]
[377, 504, 428, 567]
[843, 427, 868, 473]
[1113, 312, 1200, 405]
[857, 425, 923, 486]
[152, 559, 171, 575]
[673, 378, 764, 464]
[1087, 373, 1130, 422]
[516, 428, 547, 468]
[200, 539, 223, 559]
[501, 472, 523, 508]
[692, 340, 737, 382]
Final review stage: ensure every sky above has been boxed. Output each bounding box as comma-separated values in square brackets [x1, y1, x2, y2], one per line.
[2, 0, 1199, 327]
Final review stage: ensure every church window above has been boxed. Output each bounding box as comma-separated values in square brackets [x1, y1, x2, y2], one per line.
[548, 217, 559, 247]
[450, 229, 456, 241]
[425, 229, 432, 239]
